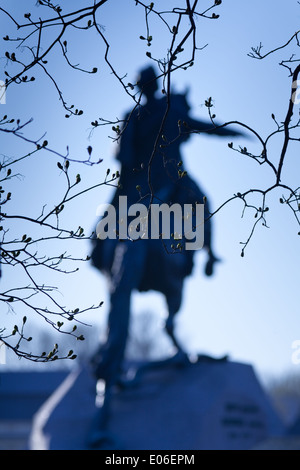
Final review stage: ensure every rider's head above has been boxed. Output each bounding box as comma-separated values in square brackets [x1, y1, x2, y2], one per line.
[136, 66, 158, 101]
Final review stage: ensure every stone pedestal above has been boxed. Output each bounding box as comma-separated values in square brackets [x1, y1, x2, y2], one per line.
[29, 358, 285, 450]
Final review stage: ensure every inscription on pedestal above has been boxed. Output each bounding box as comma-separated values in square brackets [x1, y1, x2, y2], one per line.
[221, 400, 266, 443]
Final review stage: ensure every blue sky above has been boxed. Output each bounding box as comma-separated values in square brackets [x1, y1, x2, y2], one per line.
[0, 0, 299, 382]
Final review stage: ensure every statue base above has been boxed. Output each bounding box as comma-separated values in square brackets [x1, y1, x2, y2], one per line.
[29, 356, 285, 450]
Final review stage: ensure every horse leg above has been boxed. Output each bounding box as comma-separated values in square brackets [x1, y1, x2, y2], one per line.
[92, 242, 146, 385]
[92, 288, 131, 385]
[165, 285, 183, 352]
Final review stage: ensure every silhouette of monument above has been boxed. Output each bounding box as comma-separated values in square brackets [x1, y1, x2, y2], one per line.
[90, 65, 241, 387]
[25, 67, 286, 451]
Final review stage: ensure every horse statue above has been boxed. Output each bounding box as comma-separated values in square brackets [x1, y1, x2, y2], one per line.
[90, 66, 242, 387]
